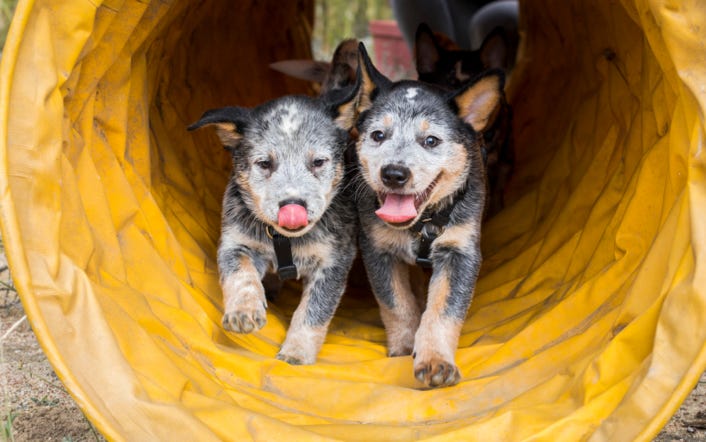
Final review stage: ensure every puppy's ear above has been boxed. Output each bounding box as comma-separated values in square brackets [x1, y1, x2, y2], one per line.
[323, 74, 361, 131]
[355, 42, 392, 113]
[327, 42, 391, 130]
[415, 23, 441, 75]
[479, 27, 509, 70]
[451, 70, 504, 132]
[187, 107, 250, 149]
[322, 39, 359, 94]
[269, 60, 331, 85]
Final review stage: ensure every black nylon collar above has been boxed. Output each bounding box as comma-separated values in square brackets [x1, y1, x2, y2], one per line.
[408, 188, 465, 268]
[266, 226, 298, 280]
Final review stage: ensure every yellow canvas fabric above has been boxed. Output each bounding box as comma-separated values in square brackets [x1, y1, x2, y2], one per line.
[1, 0, 704, 440]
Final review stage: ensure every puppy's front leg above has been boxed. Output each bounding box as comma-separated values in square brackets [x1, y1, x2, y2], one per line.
[219, 244, 268, 333]
[413, 224, 481, 388]
[277, 259, 353, 365]
[360, 232, 421, 357]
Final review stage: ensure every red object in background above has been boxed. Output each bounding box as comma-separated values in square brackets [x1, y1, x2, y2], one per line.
[368, 19, 415, 81]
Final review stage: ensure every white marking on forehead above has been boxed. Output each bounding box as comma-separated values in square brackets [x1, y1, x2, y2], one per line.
[405, 88, 419, 101]
[278, 103, 302, 136]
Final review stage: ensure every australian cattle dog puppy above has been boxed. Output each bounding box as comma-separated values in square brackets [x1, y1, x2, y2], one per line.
[270, 39, 359, 95]
[188, 90, 358, 365]
[339, 44, 504, 387]
[415, 23, 518, 88]
[415, 23, 516, 216]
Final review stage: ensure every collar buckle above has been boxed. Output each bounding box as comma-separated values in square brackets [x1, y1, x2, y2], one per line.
[419, 222, 442, 240]
[415, 222, 442, 269]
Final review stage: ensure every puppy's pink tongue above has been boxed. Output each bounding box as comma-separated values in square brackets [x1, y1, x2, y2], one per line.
[375, 194, 417, 223]
[278, 204, 308, 229]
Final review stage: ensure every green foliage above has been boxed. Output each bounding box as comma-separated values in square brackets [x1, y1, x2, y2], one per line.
[312, 0, 392, 59]
[2, 410, 15, 442]
[0, 0, 18, 50]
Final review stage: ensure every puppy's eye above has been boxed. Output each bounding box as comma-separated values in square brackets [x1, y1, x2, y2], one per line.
[423, 136, 441, 148]
[371, 130, 386, 143]
[256, 159, 272, 170]
[312, 158, 328, 168]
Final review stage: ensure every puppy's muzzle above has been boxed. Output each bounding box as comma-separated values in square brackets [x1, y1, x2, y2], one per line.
[380, 164, 411, 189]
[279, 199, 307, 209]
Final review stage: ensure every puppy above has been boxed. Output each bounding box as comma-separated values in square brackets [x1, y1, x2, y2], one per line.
[415, 23, 517, 88]
[415, 23, 515, 216]
[270, 39, 359, 95]
[188, 91, 357, 365]
[340, 44, 504, 387]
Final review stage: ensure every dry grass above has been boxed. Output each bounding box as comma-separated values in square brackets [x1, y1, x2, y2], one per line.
[0, 238, 103, 441]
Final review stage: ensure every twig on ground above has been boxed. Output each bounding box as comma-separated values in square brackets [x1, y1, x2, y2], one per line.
[1, 315, 26, 342]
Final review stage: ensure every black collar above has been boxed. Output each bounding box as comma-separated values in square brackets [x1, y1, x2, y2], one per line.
[408, 188, 465, 268]
[266, 226, 298, 280]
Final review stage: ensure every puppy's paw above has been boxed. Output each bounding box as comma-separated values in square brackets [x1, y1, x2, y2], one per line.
[388, 344, 413, 357]
[386, 325, 417, 357]
[413, 354, 460, 388]
[276, 348, 315, 365]
[222, 299, 267, 333]
[221, 276, 267, 333]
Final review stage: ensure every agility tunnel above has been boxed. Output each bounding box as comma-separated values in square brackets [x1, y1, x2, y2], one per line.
[1, 0, 705, 440]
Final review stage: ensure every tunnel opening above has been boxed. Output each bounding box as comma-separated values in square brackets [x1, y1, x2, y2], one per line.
[1, 0, 703, 440]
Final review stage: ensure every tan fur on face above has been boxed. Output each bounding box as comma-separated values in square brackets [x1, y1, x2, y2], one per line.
[424, 143, 470, 208]
[235, 171, 270, 225]
[383, 114, 393, 127]
[419, 119, 430, 132]
[332, 163, 344, 188]
[357, 153, 370, 180]
[324, 163, 345, 205]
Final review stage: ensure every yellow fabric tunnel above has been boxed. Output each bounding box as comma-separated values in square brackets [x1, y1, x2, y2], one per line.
[1, 0, 705, 440]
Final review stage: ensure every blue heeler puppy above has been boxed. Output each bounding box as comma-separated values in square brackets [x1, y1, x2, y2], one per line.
[188, 90, 358, 365]
[415, 23, 516, 216]
[341, 43, 504, 387]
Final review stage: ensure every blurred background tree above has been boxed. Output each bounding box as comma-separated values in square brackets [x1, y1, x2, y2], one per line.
[1, 0, 393, 63]
[0, 0, 18, 51]
[312, 0, 393, 59]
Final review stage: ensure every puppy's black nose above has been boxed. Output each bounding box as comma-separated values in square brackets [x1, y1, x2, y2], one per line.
[380, 165, 411, 189]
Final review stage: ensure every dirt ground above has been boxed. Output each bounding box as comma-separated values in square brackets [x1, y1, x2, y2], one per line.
[0, 243, 704, 441]
[0, 249, 104, 441]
